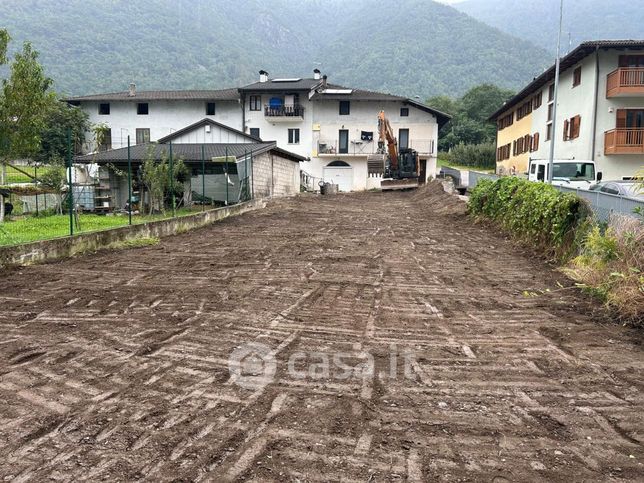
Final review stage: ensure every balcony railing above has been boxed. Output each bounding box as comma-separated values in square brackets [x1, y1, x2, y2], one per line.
[317, 139, 435, 156]
[264, 104, 304, 117]
[606, 68, 644, 97]
[604, 128, 644, 154]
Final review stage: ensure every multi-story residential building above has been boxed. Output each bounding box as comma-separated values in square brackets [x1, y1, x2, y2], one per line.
[66, 85, 242, 151]
[66, 70, 449, 191]
[489, 40, 644, 181]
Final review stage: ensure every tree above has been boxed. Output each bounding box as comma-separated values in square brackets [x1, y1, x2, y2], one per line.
[427, 84, 515, 152]
[36, 102, 90, 164]
[0, 29, 56, 221]
[140, 146, 187, 215]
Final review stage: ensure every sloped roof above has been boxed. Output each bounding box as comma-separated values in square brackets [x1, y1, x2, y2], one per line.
[157, 118, 260, 143]
[239, 78, 323, 92]
[65, 88, 240, 102]
[488, 39, 644, 121]
[310, 84, 451, 128]
[74, 142, 306, 164]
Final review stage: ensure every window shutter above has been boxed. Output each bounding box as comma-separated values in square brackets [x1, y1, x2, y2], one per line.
[563, 119, 569, 140]
[616, 109, 627, 129]
[572, 116, 581, 139]
[533, 132, 539, 151]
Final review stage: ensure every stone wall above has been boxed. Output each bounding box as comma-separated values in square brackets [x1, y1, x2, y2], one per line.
[0, 199, 265, 269]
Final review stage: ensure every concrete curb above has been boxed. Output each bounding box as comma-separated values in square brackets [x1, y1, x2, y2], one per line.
[0, 199, 266, 269]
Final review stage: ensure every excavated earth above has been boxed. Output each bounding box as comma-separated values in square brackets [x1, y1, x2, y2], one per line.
[0, 183, 642, 482]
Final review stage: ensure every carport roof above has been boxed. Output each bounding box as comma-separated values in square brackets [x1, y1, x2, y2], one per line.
[74, 142, 306, 164]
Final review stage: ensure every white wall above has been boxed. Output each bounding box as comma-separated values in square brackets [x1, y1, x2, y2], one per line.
[595, 48, 644, 180]
[530, 48, 644, 180]
[82, 99, 242, 150]
[243, 93, 313, 159]
[170, 124, 252, 144]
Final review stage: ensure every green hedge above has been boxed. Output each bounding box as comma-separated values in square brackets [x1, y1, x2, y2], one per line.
[445, 143, 496, 169]
[468, 177, 592, 259]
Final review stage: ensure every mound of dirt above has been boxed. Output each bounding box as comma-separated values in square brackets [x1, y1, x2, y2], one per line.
[411, 180, 468, 216]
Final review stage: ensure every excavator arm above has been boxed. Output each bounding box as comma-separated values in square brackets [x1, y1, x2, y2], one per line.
[378, 111, 399, 171]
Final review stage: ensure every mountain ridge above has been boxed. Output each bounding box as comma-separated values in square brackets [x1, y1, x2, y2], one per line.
[1, 0, 551, 97]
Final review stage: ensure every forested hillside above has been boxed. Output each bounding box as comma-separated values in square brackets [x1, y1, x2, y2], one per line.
[456, 0, 644, 52]
[0, 0, 551, 97]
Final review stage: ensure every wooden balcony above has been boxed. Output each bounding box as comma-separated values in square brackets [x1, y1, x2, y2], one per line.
[604, 129, 644, 154]
[606, 68, 644, 97]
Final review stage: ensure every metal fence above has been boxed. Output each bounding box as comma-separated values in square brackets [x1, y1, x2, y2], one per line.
[0, 137, 256, 248]
[461, 170, 643, 222]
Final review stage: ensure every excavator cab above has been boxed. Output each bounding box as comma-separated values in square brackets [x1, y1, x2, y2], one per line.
[370, 111, 421, 191]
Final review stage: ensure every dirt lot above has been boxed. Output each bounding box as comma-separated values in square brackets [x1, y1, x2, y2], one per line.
[0, 183, 642, 482]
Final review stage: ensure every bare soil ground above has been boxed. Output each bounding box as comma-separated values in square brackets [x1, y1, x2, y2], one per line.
[0, 183, 642, 482]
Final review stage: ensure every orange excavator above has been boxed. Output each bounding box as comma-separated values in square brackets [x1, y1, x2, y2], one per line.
[367, 111, 420, 191]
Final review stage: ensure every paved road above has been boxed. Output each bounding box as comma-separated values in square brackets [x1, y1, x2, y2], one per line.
[0, 184, 642, 481]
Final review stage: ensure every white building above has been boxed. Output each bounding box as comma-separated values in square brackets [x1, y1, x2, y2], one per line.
[490, 40, 644, 181]
[66, 85, 242, 151]
[67, 71, 450, 191]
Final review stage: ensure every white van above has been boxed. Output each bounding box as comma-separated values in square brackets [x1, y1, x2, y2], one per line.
[527, 159, 602, 189]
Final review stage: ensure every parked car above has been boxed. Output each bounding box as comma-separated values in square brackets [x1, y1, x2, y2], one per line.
[588, 180, 643, 199]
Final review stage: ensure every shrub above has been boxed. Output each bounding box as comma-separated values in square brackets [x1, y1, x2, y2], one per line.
[470, 177, 643, 323]
[445, 143, 496, 169]
[568, 221, 643, 324]
[468, 177, 592, 260]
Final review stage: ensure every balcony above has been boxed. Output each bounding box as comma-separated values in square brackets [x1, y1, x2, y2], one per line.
[317, 139, 435, 156]
[604, 129, 644, 154]
[606, 68, 644, 97]
[264, 104, 304, 121]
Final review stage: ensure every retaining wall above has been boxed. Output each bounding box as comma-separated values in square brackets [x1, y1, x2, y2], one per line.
[0, 199, 265, 269]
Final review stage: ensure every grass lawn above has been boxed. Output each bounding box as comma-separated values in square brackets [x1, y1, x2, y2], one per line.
[0, 208, 197, 247]
[2, 165, 53, 184]
[437, 157, 495, 174]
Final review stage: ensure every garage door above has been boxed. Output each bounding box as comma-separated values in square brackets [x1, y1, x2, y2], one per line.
[323, 167, 353, 192]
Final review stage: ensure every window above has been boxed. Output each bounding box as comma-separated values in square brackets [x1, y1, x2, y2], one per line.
[532, 92, 542, 110]
[546, 123, 552, 141]
[338, 129, 349, 153]
[249, 95, 261, 111]
[516, 100, 533, 120]
[573, 66, 582, 87]
[98, 128, 112, 152]
[400, 107, 409, 117]
[339, 100, 350, 115]
[563, 115, 581, 141]
[548, 84, 555, 102]
[135, 128, 150, 145]
[497, 112, 514, 130]
[547, 104, 554, 122]
[206, 102, 216, 115]
[98, 103, 110, 115]
[496, 143, 511, 161]
[616, 109, 644, 128]
[619, 55, 644, 67]
[249, 127, 260, 139]
[137, 103, 149, 115]
[398, 129, 409, 149]
[530, 132, 540, 152]
[288, 128, 300, 144]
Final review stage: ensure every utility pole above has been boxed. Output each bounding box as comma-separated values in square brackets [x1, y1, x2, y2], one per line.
[547, 0, 564, 184]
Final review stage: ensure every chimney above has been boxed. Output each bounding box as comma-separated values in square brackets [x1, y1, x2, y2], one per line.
[322, 75, 327, 89]
[313, 68, 321, 80]
[128, 83, 136, 97]
[259, 70, 269, 83]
